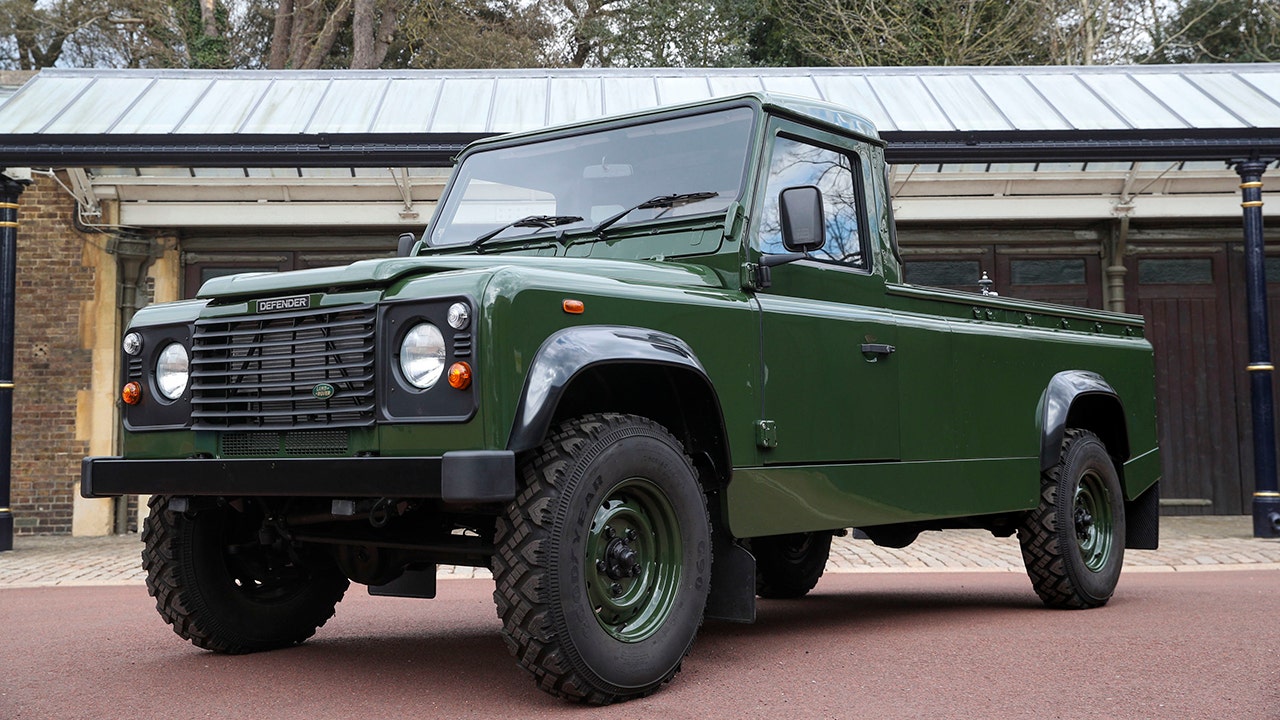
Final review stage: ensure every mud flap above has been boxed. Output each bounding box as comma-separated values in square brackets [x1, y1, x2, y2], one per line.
[1125, 480, 1160, 550]
[705, 527, 756, 623]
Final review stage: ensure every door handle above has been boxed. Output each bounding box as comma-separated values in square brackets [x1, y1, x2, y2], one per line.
[860, 343, 896, 357]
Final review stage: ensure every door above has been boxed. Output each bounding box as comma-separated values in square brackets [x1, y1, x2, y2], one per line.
[1126, 249, 1239, 514]
[753, 126, 899, 464]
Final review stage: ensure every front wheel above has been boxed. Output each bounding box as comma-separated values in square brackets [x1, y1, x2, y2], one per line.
[1018, 429, 1126, 609]
[493, 413, 711, 704]
[141, 495, 349, 653]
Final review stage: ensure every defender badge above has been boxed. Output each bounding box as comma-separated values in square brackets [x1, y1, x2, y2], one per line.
[256, 295, 311, 313]
[312, 383, 335, 400]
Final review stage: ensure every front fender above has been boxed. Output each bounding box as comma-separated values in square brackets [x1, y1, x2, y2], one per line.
[506, 325, 715, 453]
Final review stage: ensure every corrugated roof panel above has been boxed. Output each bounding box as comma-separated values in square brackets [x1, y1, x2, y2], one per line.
[972, 75, 1070, 130]
[1078, 74, 1186, 129]
[811, 75, 895, 130]
[1132, 74, 1246, 128]
[176, 78, 273, 134]
[547, 77, 603, 126]
[491, 77, 548, 132]
[600, 77, 657, 115]
[707, 75, 764, 98]
[111, 78, 214, 133]
[372, 78, 443, 133]
[866, 76, 952, 131]
[0, 76, 93, 133]
[41, 77, 154, 134]
[920, 75, 1012, 131]
[1024, 75, 1124, 130]
[430, 78, 495, 132]
[306, 78, 390, 133]
[1185, 72, 1280, 127]
[1241, 70, 1280, 103]
[654, 76, 712, 105]
[760, 75, 821, 100]
[241, 79, 331, 133]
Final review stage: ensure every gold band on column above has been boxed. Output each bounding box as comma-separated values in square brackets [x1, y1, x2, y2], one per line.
[1240, 181, 1264, 189]
[1247, 363, 1275, 372]
[1256, 492, 1280, 498]
[0, 202, 19, 209]
[1242, 201, 1264, 208]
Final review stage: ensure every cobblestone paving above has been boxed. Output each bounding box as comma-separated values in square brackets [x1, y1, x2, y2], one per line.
[1, 517, 1275, 589]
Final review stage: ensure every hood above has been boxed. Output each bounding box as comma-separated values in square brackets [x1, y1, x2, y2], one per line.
[195, 254, 727, 300]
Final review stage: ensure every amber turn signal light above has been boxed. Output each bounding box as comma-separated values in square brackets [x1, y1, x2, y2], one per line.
[448, 362, 472, 390]
[122, 381, 142, 405]
[563, 299, 585, 314]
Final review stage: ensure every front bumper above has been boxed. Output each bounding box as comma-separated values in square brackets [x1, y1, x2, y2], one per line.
[80, 451, 516, 503]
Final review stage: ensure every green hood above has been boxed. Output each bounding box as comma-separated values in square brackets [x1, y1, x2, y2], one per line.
[195, 255, 727, 300]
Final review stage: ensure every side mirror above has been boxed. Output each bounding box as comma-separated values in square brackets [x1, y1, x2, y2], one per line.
[779, 186, 825, 254]
[398, 232, 418, 257]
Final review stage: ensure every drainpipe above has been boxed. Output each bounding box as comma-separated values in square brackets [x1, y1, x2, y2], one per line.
[106, 231, 161, 534]
[1103, 215, 1130, 313]
[0, 170, 31, 551]
[1230, 157, 1280, 538]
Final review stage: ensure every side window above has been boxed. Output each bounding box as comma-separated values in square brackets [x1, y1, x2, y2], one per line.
[756, 136, 864, 268]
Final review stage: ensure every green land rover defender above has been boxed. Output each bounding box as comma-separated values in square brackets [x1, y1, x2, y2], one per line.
[82, 93, 1161, 704]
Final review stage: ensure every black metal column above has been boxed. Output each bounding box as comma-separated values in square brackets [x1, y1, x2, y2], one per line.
[1231, 158, 1280, 538]
[0, 171, 30, 552]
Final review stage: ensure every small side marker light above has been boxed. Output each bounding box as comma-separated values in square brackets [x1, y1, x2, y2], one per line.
[448, 362, 472, 390]
[563, 299, 585, 314]
[122, 381, 142, 405]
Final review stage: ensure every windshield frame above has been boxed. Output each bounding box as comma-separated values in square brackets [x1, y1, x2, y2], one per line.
[423, 100, 761, 250]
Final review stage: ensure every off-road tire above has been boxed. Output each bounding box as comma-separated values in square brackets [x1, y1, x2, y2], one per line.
[1018, 429, 1126, 609]
[752, 532, 832, 599]
[142, 495, 349, 654]
[493, 413, 711, 704]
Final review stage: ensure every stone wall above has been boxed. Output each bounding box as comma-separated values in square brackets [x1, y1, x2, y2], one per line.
[10, 175, 96, 534]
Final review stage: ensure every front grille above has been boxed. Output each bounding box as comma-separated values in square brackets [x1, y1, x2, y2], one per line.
[191, 304, 376, 429]
[221, 430, 351, 457]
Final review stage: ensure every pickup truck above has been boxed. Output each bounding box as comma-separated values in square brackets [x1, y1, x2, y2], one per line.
[81, 92, 1161, 705]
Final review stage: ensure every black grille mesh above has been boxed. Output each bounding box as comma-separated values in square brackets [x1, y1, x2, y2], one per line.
[221, 430, 350, 457]
[191, 304, 376, 429]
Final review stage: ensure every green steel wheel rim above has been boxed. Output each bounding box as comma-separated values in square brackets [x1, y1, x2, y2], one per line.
[584, 477, 683, 643]
[1073, 469, 1115, 573]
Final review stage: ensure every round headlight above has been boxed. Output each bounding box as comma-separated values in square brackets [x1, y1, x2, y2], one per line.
[447, 302, 471, 330]
[399, 322, 446, 389]
[122, 332, 143, 356]
[155, 343, 190, 400]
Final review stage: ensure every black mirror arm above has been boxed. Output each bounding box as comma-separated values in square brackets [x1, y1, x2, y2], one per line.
[759, 252, 807, 268]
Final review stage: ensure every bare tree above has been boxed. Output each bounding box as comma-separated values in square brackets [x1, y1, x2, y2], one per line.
[766, 0, 1052, 66]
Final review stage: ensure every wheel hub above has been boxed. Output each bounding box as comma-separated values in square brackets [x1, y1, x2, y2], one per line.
[583, 478, 682, 643]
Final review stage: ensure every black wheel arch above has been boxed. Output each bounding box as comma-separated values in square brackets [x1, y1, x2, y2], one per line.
[507, 325, 732, 489]
[1039, 370, 1130, 474]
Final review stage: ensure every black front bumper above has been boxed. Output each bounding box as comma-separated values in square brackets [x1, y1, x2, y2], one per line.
[80, 451, 516, 503]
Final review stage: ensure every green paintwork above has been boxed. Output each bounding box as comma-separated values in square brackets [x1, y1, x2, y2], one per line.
[117, 92, 1160, 544]
[585, 478, 683, 643]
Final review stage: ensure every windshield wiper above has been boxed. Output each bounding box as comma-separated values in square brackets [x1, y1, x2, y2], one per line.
[590, 192, 719, 235]
[471, 214, 585, 250]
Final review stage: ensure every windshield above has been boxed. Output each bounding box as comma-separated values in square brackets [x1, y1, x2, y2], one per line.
[427, 107, 756, 247]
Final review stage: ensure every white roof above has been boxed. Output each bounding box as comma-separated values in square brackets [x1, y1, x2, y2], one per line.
[2, 65, 1278, 135]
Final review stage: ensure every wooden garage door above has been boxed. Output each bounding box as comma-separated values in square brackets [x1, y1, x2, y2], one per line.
[1125, 250, 1240, 514]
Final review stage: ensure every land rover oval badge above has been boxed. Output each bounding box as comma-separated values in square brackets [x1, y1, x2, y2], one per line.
[312, 383, 335, 400]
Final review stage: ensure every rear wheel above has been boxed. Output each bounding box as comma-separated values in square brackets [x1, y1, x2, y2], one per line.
[493, 413, 711, 704]
[752, 532, 832, 599]
[141, 495, 349, 653]
[1018, 429, 1126, 609]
